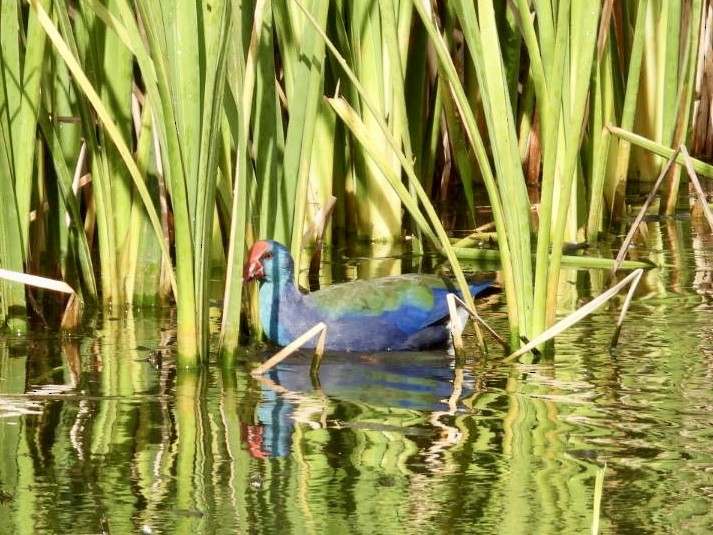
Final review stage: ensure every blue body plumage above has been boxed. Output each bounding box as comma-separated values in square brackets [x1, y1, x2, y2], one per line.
[243, 240, 493, 352]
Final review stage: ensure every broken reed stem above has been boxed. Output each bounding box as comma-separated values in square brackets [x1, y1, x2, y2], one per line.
[505, 269, 644, 362]
[0, 268, 75, 294]
[446, 293, 464, 352]
[251, 322, 327, 376]
[310, 324, 327, 378]
[608, 269, 644, 350]
[60, 293, 81, 331]
[0, 268, 80, 331]
[610, 147, 680, 279]
[681, 145, 713, 233]
[450, 294, 509, 350]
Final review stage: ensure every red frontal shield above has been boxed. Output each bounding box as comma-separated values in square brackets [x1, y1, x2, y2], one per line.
[242, 241, 270, 282]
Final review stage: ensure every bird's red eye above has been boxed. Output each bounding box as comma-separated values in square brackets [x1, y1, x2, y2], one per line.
[263, 252, 272, 259]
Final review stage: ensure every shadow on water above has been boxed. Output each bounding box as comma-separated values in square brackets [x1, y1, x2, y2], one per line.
[1, 216, 713, 533]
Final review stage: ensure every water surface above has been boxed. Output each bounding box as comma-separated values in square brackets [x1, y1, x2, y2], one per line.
[1, 219, 712, 534]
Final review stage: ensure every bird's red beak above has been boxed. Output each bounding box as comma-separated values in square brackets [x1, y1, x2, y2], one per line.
[242, 241, 270, 282]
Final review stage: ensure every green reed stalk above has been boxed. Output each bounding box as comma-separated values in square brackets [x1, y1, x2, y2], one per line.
[219, 157, 250, 364]
[439, 7, 477, 227]
[129, 0, 231, 365]
[380, 0, 419, 251]
[37, 112, 98, 303]
[472, 0, 601, 342]
[608, 0, 648, 219]
[31, 0, 176, 302]
[80, 2, 130, 308]
[60, 3, 116, 306]
[121, 0, 198, 361]
[664, 0, 704, 214]
[12, 0, 48, 259]
[454, 0, 534, 342]
[541, 2, 601, 330]
[402, 11, 437, 215]
[523, 0, 566, 341]
[328, 99, 437, 244]
[0, 156, 26, 332]
[0, 0, 50, 331]
[296, 0, 487, 344]
[35, 0, 237, 364]
[585, 4, 616, 240]
[98, 0, 135, 303]
[253, 2, 287, 245]
[629, 0, 686, 181]
[410, 1, 523, 340]
[282, 0, 329, 257]
[219, 0, 265, 363]
[343, 1, 403, 243]
[0, 0, 22, 168]
[195, 0, 232, 356]
[411, 0, 520, 338]
[136, 1, 201, 361]
[514, 0, 557, 328]
[305, 22, 339, 255]
[608, 127, 713, 179]
[122, 97, 166, 306]
[295, 2, 427, 239]
[45, 28, 98, 306]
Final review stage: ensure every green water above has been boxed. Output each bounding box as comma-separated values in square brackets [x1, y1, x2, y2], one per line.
[1, 218, 713, 534]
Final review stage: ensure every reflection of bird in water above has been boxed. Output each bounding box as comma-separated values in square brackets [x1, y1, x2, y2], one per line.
[250, 351, 475, 458]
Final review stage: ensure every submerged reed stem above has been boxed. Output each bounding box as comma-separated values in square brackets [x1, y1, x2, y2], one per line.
[251, 322, 327, 376]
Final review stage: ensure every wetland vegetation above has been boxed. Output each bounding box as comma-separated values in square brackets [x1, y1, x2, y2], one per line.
[1, 1, 712, 533]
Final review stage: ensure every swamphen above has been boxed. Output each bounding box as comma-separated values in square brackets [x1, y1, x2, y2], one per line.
[243, 240, 493, 352]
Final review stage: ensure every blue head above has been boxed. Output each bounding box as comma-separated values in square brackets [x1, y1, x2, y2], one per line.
[243, 240, 300, 345]
[243, 240, 295, 287]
